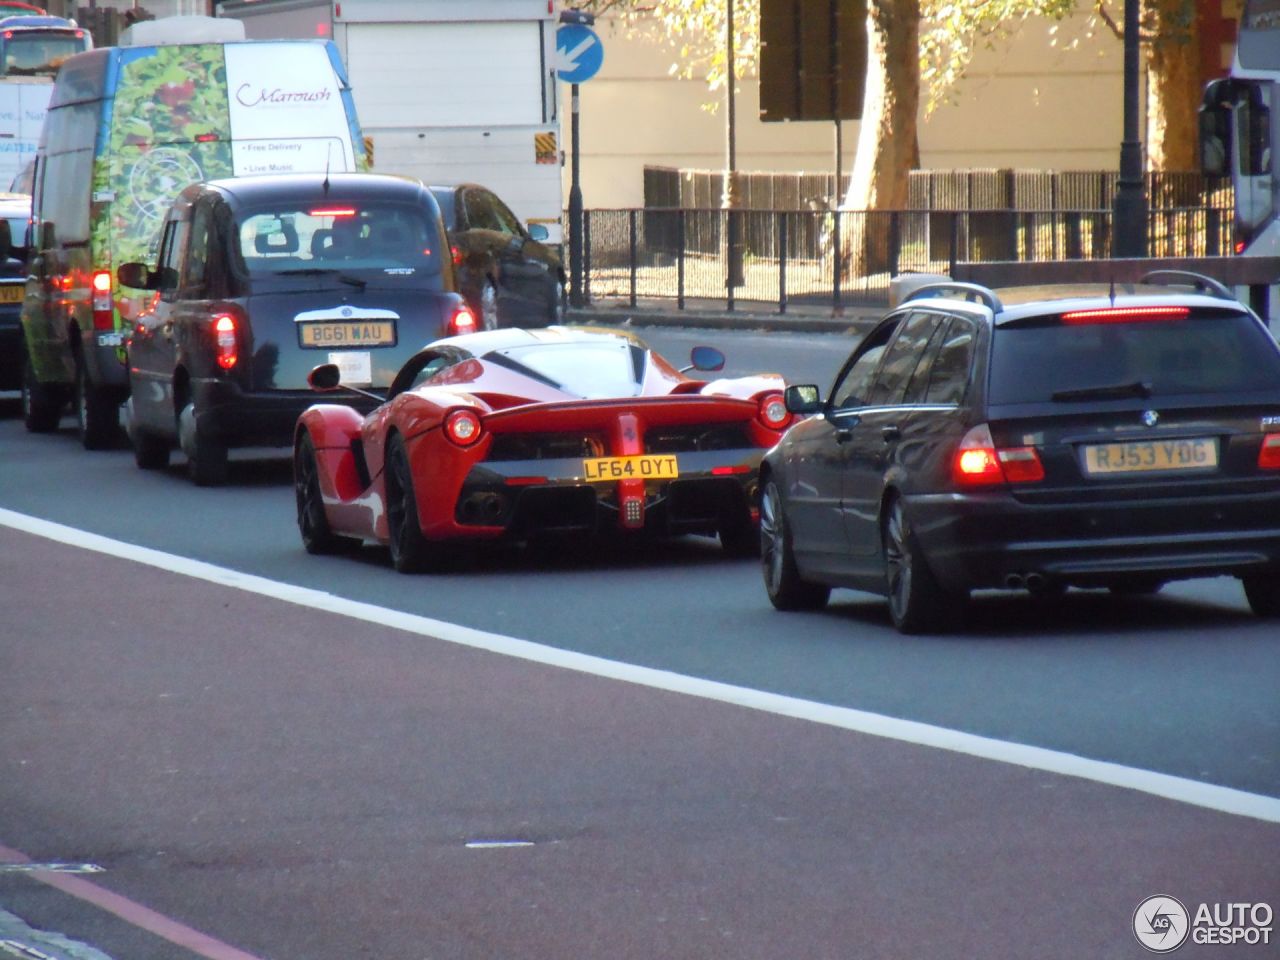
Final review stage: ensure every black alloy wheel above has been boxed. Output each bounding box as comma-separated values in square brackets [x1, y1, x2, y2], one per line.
[295, 433, 360, 555]
[882, 496, 964, 635]
[384, 432, 437, 573]
[760, 480, 829, 611]
[131, 428, 171, 470]
[21, 351, 62, 433]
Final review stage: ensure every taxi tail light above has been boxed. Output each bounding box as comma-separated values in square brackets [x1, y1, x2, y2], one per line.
[756, 392, 792, 430]
[1259, 434, 1280, 470]
[444, 408, 483, 447]
[213, 314, 238, 370]
[953, 424, 1044, 486]
[91, 270, 113, 330]
[448, 304, 478, 336]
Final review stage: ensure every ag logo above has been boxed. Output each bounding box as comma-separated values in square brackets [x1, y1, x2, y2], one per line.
[1134, 895, 1190, 953]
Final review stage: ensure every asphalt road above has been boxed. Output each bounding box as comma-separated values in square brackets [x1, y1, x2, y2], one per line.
[0, 324, 1277, 959]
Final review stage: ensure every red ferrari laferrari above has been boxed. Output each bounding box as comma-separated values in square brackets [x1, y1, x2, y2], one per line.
[293, 326, 794, 571]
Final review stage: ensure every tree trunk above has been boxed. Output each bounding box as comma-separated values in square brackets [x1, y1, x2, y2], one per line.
[1144, 0, 1200, 173]
[840, 0, 920, 276]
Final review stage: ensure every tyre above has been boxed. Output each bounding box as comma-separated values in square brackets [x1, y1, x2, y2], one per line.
[760, 480, 829, 611]
[478, 280, 499, 331]
[21, 352, 63, 433]
[75, 357, 119, 450]
[295, 434, 360, 555]
[179, 401, 228, 486]
[883, 496, 965, 635]
[1241, 572, 1280, 618]
[132, 430, 171, 470]
[384, 432, 439, 573]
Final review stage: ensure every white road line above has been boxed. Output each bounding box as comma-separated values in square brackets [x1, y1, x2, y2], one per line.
[4, 507, 1278, 824]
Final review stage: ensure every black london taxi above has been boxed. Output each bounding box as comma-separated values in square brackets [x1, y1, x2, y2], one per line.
[119, 173, 476, 484]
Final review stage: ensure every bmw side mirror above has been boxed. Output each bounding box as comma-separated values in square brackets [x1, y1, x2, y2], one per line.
[689, 345, 725, 372]
[527, 223, 549, 242]
[117, 261, 156, 290]
[785, 384, 822, 414]
[308, 363, 343, 392]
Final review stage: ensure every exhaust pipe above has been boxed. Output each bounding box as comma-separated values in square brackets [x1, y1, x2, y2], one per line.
[1024, 572, 1047, 593]
[1005, 573, 1024, 590]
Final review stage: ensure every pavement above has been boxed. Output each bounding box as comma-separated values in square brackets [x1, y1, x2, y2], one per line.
[566, 295, 883, 335]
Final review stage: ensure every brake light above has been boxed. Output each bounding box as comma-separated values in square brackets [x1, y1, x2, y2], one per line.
[309, 207, 356, 217]
[444, 408, 483, 447]
[448, 304, 477, 336]
[953, 424, 1044, 485]
[91, 270, 113, 331]
[1060, 306, 1191, 324]
[756, 392, 792, 430]
[1235, 240, 1247, 255]
[451, 246, 463, 266]
[213, 314, 238, 370]
[712, 465, 751, 476]
[1260, 434, 1280, 470]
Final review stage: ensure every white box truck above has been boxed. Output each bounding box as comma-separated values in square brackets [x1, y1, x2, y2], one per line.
[219, 0, 564, 243]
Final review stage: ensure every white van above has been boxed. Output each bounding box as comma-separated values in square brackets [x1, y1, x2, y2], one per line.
[20, 16, 370, 448]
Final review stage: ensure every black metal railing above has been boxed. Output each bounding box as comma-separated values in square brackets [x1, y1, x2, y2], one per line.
[577, 203, 1235, 313]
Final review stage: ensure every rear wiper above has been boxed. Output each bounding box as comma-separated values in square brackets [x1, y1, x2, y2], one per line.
[273, 267, 366, 290]
[338, 274, 367, 290]
[1051, 380, 1152, 402]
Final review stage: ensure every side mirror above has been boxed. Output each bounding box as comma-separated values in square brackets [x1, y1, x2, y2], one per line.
[689, 345, 725, 372]
[784, 384, 822, 414]
[527, 223, 549, 242]
[117, 261, 156, 290]
[1199, 110, 1228, 177]
[308, 363, 343, 392]
[0, 220, 11, 263]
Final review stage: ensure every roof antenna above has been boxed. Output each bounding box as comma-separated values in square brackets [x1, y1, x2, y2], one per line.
[1109, 277, 1116, 305]
[322, 142, 332, 196]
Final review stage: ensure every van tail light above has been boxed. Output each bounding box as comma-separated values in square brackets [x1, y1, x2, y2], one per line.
[953, 424, 1044, 486]
[91, 270, 113, 330]
[1259, 434, 1280, 470]
[756, 392, 792, 431]
[444, 408, 483, 447]
[213, 314, 238, 370]
[448, 304, 478, 336]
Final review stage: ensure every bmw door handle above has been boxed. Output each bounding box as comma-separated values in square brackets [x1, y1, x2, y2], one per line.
[881, 425, 901, 443]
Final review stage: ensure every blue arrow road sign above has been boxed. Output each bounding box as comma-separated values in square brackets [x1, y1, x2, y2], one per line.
[555, 23, 603, 84]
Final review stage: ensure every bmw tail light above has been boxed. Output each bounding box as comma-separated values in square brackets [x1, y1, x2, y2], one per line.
[953, 423, 1043, 486]
[91, 270, 114, 331]
[1260, 434, 1280, 470]
[756, 392, 792, 430]
[213, 314, 238, 370]
[448, 304, 478, 336]
[444, 408, 483, 447]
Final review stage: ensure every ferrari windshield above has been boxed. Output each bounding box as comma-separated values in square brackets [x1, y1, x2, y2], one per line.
[490, 342, 647, 398]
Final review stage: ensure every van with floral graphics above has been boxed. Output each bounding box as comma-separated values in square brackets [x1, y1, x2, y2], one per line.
[19, 16, 369, 448]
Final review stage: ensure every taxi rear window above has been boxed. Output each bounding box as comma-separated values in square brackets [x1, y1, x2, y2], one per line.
[989, 310, 1280, 403]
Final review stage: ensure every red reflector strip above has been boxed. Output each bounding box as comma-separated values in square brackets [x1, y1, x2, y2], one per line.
[711, 465, 751, 476]
[1060, 306, 1191, 324]
[504, 476, 548, 486]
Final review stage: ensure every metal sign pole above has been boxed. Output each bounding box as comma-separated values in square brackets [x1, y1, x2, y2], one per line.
[569, 81, 585, 308]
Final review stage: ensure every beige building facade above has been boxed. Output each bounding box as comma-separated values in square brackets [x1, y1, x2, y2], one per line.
[567, 11, 1130, 211]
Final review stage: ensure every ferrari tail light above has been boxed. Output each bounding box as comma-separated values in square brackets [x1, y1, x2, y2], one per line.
[213, 314, 238, 370]
[448, 304, 478, 336]
[1259, 434, 1280, 470]
[756, 392, 792, 430]
[444, 408, 483, 447]
[953, 423, 1044, 486]
[91, 270, 113, 331]
[451, 245, 463, 266]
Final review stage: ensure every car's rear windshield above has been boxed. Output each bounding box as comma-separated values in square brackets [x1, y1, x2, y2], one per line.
[236, 201, 446, 283]
[488, 342, 647, 398]
[989, 311, 1280, 404]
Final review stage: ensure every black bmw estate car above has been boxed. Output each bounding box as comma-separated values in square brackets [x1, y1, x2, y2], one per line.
[760, 273, 1280, 633]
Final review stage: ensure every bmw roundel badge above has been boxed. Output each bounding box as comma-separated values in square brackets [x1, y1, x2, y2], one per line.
[1142, 410, 1160, 427]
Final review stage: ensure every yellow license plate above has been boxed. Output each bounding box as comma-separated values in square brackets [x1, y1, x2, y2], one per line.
[0, 285, 23, 303]
[582, 454, 679, 482]
[299, 320, 396, 348]
[1083, 437, 1218, 475]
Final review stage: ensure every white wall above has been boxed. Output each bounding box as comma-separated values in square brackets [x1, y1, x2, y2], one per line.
[565, 11, 1125, 210]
